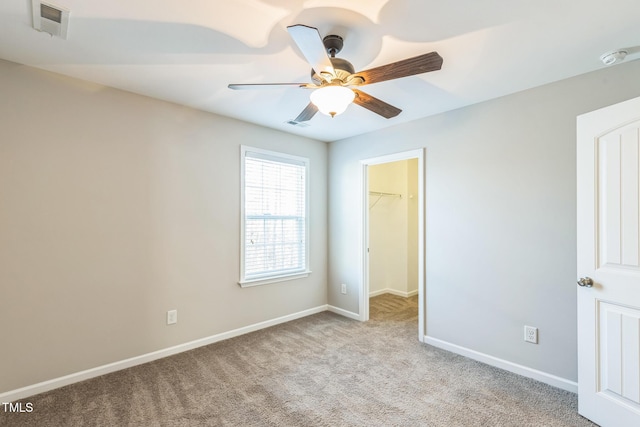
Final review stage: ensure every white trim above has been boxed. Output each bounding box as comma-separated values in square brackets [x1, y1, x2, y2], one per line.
[361, 164, 370, 323]
[327, 305, 361, 321]
[424, 335, 578, 393]
[361, 149, 426, 340]
[369, 289, 419, 298]
[0, 305, 328, 402]
[238, 270, 311, 287]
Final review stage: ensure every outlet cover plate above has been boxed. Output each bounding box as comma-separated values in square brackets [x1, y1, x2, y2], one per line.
[167, 309, 178, 325]
[524, 325, 538, 344]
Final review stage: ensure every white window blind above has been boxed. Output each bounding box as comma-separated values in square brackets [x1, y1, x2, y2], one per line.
[240, 147, 309, 285]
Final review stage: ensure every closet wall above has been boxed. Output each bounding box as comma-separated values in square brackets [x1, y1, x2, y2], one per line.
[368, 159, 418, 297]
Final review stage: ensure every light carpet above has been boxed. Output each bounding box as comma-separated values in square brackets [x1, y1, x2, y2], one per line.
[0, 294, 596, 426]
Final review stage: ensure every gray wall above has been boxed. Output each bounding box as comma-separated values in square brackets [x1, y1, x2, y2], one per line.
[328, 59, 640, 382]
[4, 54, 640, 394]
[0, 59, 328, 393]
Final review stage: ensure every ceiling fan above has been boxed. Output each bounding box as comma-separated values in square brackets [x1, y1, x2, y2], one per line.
[228, 24, 443, 123]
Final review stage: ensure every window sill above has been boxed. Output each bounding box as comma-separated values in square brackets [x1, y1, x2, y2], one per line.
[238, 270, 312, 288]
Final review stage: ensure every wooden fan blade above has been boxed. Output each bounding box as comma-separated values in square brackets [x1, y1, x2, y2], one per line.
[293, 102, 319, 122]
[287, 24, 334, 77]
[353, 52, 443, 86]
[228, 83, 312, 90]
[353, 89, 401, 119]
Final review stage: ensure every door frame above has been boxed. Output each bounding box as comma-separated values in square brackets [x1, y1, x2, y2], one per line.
[361, 148, 426, 341]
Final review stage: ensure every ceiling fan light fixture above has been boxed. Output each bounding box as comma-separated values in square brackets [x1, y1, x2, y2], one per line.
[310, 85, 355, 118]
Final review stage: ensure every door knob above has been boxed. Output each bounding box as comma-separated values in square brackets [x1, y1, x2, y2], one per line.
[577, 277, 594, 288]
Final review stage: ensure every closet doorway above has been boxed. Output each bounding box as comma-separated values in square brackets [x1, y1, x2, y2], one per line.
[361, 149, 425, 341]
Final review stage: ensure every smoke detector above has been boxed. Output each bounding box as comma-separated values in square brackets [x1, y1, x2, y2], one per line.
[31, 0, 69, 39]
[600, 50, 627, 66]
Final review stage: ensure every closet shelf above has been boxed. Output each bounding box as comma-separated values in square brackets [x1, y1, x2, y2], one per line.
[369, 191, 402, 209]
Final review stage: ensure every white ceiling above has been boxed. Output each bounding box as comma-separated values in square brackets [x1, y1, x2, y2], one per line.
[1, 0, 639, 142]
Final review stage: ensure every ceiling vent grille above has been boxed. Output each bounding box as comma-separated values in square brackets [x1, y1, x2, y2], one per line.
[285, 120, 310, 127]
[31, 0, 69, 39]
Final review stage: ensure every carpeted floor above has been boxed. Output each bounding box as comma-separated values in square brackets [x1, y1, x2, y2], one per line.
[1, 294, 596, 426]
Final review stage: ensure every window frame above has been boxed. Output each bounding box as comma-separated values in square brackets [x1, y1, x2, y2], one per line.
[239, 145, 311, 287]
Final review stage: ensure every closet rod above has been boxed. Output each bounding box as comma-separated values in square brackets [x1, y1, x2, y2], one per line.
[368, 191, 402, 198]
[368, 191, 402, 209]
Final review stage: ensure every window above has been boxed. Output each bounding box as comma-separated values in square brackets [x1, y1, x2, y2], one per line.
[239, 146, 310, 286]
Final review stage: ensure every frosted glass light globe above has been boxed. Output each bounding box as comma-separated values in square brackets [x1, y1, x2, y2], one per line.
[310, 86, 355, 118]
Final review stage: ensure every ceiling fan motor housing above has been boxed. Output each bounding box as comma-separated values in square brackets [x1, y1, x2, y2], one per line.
[310, 34, 354, 84]
[311, 57, 355, 84]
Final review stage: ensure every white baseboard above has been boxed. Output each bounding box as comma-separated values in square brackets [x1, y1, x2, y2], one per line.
[424, 336, 578, 393]
[0, 305, 329, 402]
[327, 305, 361, 321]
[369, 288, 418, 298]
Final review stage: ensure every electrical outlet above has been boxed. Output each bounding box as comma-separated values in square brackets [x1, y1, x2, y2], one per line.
[167, 309, 178, 325]
[524, 325, 538, 344]
[341, 283, 347, 294]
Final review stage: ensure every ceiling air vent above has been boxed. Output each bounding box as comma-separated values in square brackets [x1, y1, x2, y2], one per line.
[285, 120, 310, 127]
[31, 0, 69, 39]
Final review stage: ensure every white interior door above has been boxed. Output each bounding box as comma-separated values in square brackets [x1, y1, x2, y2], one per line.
[577, 96, 640, 427]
